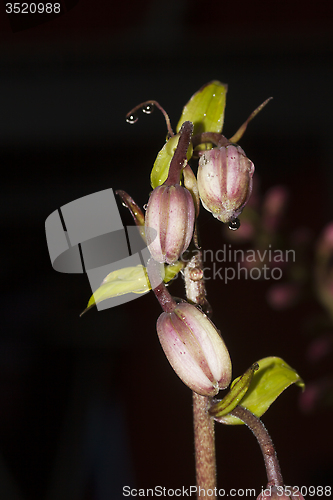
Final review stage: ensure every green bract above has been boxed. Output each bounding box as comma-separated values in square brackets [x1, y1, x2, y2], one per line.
[215, 357, 304, 425]
[150, 134, 193, 189]
[150, 81, 227, 188]
[176, 80, 228, 137]
[81, 261, 184, 315]
[209, 363, 258, 418]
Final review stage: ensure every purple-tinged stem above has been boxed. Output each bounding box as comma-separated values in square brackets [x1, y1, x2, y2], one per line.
[230, 406, 284, 488]
[126, 99, 174, 138]
[146, 258, 176, 313]
[183, 246, 216, 500]
[165, 121, 194, 186]
[193, 392, 216, 499]
[116, 190, 146, 241]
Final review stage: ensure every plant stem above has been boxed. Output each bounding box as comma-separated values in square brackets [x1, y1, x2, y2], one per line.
[147, 258, 176, 313]
[183, 246, 216, 500]
[126, 99, 175, 137]
[165, 121, 193, 186]
[182, 240, 212, 316]
[230, 406, 284, 488]
[193, 392, 216, 499]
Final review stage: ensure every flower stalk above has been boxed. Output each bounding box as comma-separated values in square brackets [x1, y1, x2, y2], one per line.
[183, 244, 217, 500]
[146, 258, 176, 313]
[229, 406, 284, 488]
[165, 121, 193, 185]
[193, 391, 217, 499]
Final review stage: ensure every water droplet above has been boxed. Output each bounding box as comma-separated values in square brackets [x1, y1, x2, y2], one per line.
[142, 102, 154, 115]
[228, 218, 240, 231]
[143, 203, 148, 210]
[126, 112, 138, 124]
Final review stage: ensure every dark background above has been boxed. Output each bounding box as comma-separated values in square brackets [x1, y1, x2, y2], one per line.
[0, 1, 333, 499]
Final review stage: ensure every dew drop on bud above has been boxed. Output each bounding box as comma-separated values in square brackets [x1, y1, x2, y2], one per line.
[142, 103, 154, 115]
[228, 218, 240, 231]
[126, 112, 138, 124]
[143, 203, 148, 210]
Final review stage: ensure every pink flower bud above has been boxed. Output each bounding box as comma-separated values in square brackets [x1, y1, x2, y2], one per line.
[156, 302, 232, 396]
[145, 184, 195, 264]
[197, 144, 254, 223]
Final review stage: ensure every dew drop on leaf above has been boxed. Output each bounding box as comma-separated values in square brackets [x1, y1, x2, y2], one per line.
[228, 218, 240, 231]
[126, 112, 138, 124]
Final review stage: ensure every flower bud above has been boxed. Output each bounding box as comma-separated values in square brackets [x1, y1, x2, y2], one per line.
[145, 184, 195, 264]
[197, 144, 254, 223]
[156, 302, 232, 396]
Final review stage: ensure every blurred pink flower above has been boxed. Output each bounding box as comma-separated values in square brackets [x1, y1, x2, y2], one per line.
[306, 334, 333, 363]
[299, 378, 333, 413]
[266, 283, 300, 310]
[262, 185, 289, 233]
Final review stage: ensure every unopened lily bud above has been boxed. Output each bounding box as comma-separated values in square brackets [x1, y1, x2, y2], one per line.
[156, 302, 232, 396]
[197, 144, 254, 224]
[145, 184, 195, 264]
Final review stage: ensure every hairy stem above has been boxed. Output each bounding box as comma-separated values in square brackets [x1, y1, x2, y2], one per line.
[165, 121, 193, 186]
[183, 246, 216, 500]
[230, 406, 284, 488]
[147, 258, 176, 313]
[193, 392, 216, 499]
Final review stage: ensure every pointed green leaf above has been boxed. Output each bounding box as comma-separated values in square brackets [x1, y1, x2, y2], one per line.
[217, 357, 304, 425]
[81, 261, 184, 315]
[163, 260, 184, 282]
[150, 134, 193, 189]
[210, 363, 259, 418]
[81, 265, 150, 315]
[176, 81, 228, 137]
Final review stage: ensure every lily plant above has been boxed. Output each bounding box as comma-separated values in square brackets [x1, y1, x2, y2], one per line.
[82, 81, 306, 500]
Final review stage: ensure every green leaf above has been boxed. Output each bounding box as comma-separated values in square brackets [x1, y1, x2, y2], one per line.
[81, 265, 150, 315]
[163, 260, 184, 282]
[176, 80, 228, 137]
[150, 81, 227, 188]
[217, 357, 304, 425]
[150, 135, 193, 189]
[81, 261, 184, 315]
[210, 363, 259, 418]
